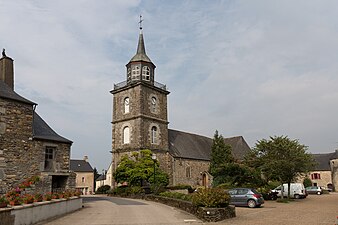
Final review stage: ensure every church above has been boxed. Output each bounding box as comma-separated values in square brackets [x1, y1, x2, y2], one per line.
[110, 25, 251, 188]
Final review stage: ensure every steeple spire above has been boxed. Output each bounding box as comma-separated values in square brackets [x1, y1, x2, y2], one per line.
[129, 15, 152, 63]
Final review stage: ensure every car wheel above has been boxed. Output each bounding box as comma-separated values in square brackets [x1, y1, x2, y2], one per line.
[247, 199, 257, 208]
[294, 194, 300, 199]
[317, 191, 321, 195]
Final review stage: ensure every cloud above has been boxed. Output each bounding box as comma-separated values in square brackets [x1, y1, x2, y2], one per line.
[1, 0, 338, 170]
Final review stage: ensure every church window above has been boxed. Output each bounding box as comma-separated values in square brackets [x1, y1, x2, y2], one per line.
[124, 97, 130, 113]
[82, 177, 85, 183]
[186, 167, 191, 178]
[131, 65, 140, 80]
[151, 126, 157, 144]
[151, 97, 157, 113]
[142, 66, 150, 81]
[127, 68, 131, 81]
[123, 126, 130, 144]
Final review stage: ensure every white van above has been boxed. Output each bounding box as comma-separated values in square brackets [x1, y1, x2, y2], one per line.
[272, 183, 307, 199]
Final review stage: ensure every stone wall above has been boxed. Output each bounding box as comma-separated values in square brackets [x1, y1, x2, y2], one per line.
[0, 97, 74, 194]
[309, 171, 332, 187]
[112, 84, 169, 152]
[74, 171, 94, 194]
[143, 195, 236, 222]
[330, 159, 338, 191]
[171, 158, 210, 187]
[0, 98, 34, 193]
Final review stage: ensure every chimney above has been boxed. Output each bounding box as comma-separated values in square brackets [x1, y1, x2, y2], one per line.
[83, 155, 88, 162]
[0, 49, 14, 90]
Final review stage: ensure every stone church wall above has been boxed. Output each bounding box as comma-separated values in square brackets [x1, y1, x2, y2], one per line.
[171, 158, 210, 187]
[330, 159, 338, 191]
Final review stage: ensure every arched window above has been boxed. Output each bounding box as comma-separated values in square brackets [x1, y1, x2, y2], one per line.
[151, 126, 157, 144]
[123, 126, 130, 144]
[124, 97, 130, 113]
[142, 66, 150, 81]
[131, 65, 140, 80]
[151, 97, 157, 113]
[81, 177, 85, 183]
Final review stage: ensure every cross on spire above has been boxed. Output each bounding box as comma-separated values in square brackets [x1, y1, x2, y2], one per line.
[139, 14, 143, 30]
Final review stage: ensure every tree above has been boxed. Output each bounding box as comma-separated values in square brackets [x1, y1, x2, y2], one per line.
[246, 136, 315, 198]
[113, 149, 169, 187]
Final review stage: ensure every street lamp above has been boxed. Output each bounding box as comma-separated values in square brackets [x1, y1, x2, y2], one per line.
[152, 153, 157, 184]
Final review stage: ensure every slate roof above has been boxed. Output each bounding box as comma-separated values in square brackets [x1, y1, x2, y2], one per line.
[312, 151, 338, 171]
[96, 174, 106, 181]
[33, 112, 72, 144]
[70, 159, 94, 172]
[168, 129, 250, 161]
[0, 80, 36, 105]
[129, 32, 152, 63]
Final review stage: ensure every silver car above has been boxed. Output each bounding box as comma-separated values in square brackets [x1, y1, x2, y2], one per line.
[228, 188, 264, 208]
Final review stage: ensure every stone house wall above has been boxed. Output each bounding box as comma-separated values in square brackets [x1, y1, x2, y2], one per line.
[74, 171, 94, 194]
[330, 159, 338, 191]
[308, 170, 332, 187]
[0, 97, 34, 193]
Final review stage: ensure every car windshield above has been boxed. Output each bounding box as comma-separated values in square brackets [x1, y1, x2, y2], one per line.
[250, 189, 259, 194]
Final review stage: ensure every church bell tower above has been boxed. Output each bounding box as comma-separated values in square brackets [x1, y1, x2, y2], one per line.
[110, 19, 170, 175]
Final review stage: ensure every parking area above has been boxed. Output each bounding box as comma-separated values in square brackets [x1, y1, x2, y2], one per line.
[214, 193, 338, 225]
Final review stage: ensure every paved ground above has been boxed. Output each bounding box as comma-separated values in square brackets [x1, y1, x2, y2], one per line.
[38, 193, 338, 225]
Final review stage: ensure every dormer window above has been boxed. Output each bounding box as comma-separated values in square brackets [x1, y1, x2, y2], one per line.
[142, 66, 150, 81]
[131, 65, 140, 81]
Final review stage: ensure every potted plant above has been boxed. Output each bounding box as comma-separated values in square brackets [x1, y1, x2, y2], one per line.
[22, 194, 34, 204]
[6, 189, 22, 206]
[0, 195, 9, 208]
[44, 193, 52, 201]
[34, 193, 43, 202]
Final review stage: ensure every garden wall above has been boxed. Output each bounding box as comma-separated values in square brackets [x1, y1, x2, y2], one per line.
[140, 195, 235, 222]
[0, 197, 82, 225]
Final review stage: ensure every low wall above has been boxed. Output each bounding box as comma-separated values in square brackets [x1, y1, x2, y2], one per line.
[119, 194, 236, 222]
[0, 197, 82, 225]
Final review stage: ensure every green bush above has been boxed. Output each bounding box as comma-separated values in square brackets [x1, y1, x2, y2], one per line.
[109, 186, 145, 196]
[192, 188, 229, 208]
[167, 184, 192, 190]
[96, 185, 111, 194]
[303, 177, 312, 188]
[159, 191, 192, 201]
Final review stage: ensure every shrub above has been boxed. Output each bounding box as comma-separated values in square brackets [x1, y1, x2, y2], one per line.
[34, 193, 43, 202]
[44, 193, 52, 201]
[159, 191, 192, 201]
[192, 188, 229, 208]
[96, 185, 111, 194]
[167, 184, 192, 190]
[303, 177, 312, 188]
[109, 186, 145, 196]
[0, 195, 9, 204]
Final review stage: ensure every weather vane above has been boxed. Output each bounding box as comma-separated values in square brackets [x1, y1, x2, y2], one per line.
[139, 14, 143, 30]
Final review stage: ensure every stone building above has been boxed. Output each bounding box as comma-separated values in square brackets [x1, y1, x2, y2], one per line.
[110, 27, 251, 188]
[0, 51, 75, 194]
[307, 151, 338, 190]
[70, 156, 94, 195]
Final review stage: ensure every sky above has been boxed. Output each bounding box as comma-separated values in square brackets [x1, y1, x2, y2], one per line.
[1, 0, 338, 172]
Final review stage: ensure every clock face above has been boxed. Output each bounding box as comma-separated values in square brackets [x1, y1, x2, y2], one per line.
[151, 97, 156, 105]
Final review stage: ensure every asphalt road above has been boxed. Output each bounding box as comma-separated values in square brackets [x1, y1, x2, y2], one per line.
[38, 195, 203, 225]
[38, 193, 338, 225]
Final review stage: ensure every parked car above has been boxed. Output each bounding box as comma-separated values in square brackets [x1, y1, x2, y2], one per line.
[271, 183, 307, 199]
[228, 188, 264, 208]
[305, 186, 323, 195]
